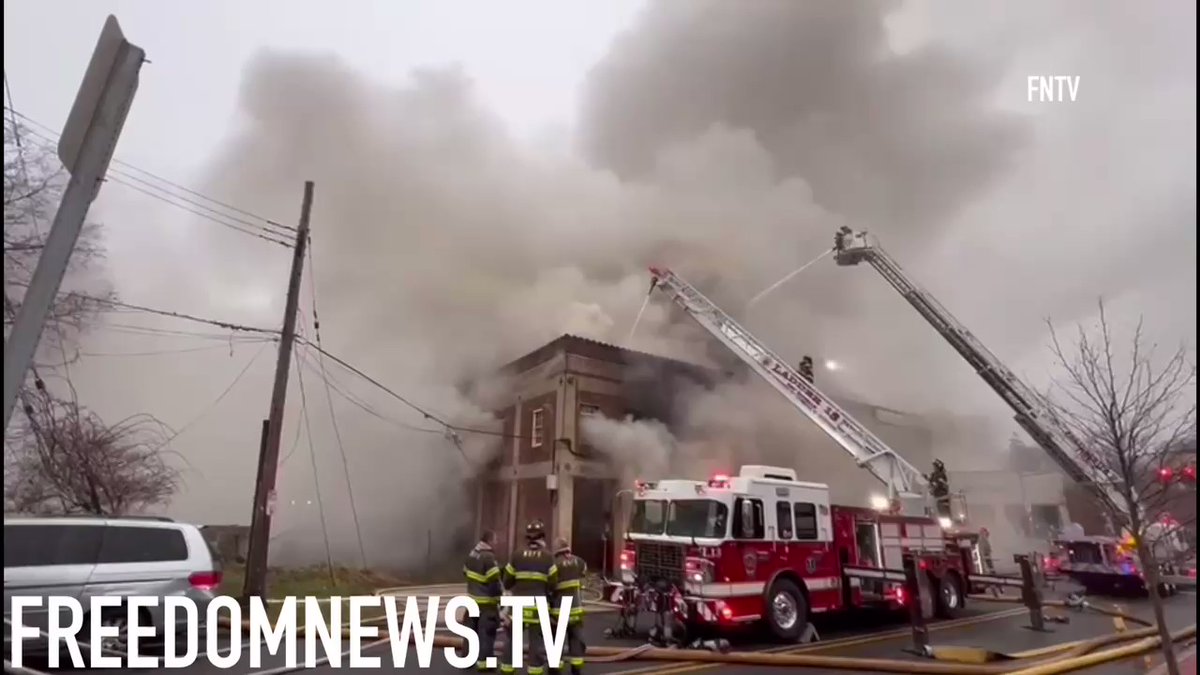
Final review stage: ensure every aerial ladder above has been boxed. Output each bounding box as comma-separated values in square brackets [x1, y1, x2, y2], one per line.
[646, 266, 934, 516]
[830, 227, 1128, 527]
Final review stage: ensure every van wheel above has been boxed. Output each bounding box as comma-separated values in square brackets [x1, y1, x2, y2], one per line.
[765, 578, 809, 642]
[935, 572, 964, 619]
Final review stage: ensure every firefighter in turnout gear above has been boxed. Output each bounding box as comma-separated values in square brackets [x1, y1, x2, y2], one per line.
[464, 530, 503, 671]
[552, 538, 587, 674]
[501, 520, 558, 674]
[928, 459, 952, 519]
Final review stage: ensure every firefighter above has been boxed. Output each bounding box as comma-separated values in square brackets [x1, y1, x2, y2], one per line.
[928, 459, 952, 519]
[501, 520, 558, 675]
[551, 538, 587, 674]
[798, 356, 814, 383]
[464, 529, 503, 671]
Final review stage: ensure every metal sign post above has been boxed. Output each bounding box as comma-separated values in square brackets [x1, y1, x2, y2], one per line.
[2, 15, 144, 430]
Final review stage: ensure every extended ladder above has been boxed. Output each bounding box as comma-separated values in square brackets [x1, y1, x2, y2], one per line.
[832, 228, 1127, 518]
[647, 266, 929, 506]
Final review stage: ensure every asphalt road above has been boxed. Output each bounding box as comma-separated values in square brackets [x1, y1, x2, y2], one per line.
[14, 591, 1195, 674]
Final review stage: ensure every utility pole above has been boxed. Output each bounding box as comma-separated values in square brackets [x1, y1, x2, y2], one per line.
[242, 181, 314, 600]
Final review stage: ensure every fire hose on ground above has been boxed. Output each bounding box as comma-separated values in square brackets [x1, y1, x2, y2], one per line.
[418, 623, 1196, 674]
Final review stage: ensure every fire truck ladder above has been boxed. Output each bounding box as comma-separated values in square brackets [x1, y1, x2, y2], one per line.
[831, 228, 1128, 519]
[647, 266, 929, 507]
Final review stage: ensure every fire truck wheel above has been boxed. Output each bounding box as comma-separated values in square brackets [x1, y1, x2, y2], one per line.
[935, 571, 964, 619]
[764, 578, 809, 642]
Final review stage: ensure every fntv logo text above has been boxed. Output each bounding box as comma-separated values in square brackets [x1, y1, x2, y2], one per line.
[1027, 76, 1080, 103]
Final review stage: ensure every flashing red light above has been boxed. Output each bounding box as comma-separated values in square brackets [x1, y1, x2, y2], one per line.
[1183, 466, 1196, 481]
[895, 586, 907, 606]
[919, 559, 929, 571]
[1159, 467, 1175, 481]
[719, 606, 733, 620]
[708, 473, 731, 488]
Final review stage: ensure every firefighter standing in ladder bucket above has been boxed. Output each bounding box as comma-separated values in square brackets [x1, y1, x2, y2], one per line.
[552, 538, 587, 674]
[464, 530, 503, 671]
[502, 520, 558, 675]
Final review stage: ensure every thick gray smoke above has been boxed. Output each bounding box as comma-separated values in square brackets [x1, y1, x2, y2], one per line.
[68, 0, 1191, 567]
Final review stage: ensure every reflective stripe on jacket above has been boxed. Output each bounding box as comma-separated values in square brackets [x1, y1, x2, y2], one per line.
[464, 541, 502, 605]
[551, 552, 586, 622]
[502, 541, 558, 623]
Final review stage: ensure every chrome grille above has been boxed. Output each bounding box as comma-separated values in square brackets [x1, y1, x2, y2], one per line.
[635, 541, 685, 586]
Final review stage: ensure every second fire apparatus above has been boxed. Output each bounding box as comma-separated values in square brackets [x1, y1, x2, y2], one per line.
[608, 267, 977, 641]
[830, 227, 1186, 596]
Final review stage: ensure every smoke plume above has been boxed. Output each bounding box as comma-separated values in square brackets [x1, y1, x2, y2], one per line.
[67, 0, 1191, 567]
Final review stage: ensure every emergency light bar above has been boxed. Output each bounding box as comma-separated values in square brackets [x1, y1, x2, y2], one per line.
[708, 474, 731, 488]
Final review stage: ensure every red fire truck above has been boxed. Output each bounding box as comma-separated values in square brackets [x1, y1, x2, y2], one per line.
[616, 465, 973, 641]
[609, 268, 978, 642]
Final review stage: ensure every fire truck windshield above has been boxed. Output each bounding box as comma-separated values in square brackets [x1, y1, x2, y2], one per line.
[666, 499, 728, 538]
[629, 499, 667, 534]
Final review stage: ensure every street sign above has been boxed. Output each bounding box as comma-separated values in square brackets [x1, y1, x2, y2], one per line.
[57, 15, 142, 178]
[2, 15, 144, 432]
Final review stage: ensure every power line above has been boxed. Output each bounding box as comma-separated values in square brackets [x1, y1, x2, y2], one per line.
[81, 339, 274, 358]
[303, 246, 367, 567]
[293, 328, 336, 575]
[82, 292, 278, 335]
[153, 340, 274, 451]
[3, 106, 296, 235]
[104, 323, 273, 342]
[7, 120, 294, 248]
[295, 337, 524, 442]
[295, 345, 442, 435]
[5, 109, 294, 248]
[105, 175, 294, 248]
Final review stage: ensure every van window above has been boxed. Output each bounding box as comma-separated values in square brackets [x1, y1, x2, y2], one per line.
[794, 503, 819, 540]
[733, 498, 764, 540]
[3, 524, 104, 567]
[97, 526, 189, 563]
[776, 501, 794, 539]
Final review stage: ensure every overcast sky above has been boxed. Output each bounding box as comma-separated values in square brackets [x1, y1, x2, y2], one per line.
[3, 1, 1194, 564]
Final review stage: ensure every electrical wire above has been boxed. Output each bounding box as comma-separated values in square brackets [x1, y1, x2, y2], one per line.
[293, 337, 520, 441]
[303, 247, 368, 567]
[293, 328, 336, 576]
[3, 108, 295, 247]
[81, 339, 274, 357]
[105, 175, 293, 248]
[295, 345, 443, 435]
[152, 340, 273, 451]
[3, 106, 295, 234]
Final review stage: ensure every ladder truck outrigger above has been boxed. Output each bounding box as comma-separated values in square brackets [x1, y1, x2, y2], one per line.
[831, 227, 1183, 596]
[608, 266, 981, 644]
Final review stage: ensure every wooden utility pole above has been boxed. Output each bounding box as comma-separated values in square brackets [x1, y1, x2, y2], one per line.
[242, 181, 314, 600]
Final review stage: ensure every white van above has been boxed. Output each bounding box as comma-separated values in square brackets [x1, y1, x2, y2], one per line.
[3, 516, 222, 658]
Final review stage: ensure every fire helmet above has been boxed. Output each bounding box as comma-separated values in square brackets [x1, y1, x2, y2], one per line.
[525, 519, 547, 542]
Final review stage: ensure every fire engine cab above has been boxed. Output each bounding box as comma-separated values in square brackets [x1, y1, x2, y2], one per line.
[618, 465, 971, 641]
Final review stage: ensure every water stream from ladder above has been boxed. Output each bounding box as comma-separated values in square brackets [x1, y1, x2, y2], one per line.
[746, 247, 834, 309]
[626, 292, 653, 347]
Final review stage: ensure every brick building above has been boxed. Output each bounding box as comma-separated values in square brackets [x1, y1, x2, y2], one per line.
[472, 334, 940, 574]
[473, 335, 719, 572]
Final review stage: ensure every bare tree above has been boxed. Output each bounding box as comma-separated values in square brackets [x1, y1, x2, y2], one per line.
[4, 380, 181, 516]
[1045, 300, 1196, 675]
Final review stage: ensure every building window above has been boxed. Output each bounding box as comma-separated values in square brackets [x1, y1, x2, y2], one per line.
[531, 408, 545, 448]
[579, 404, 600, 417]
